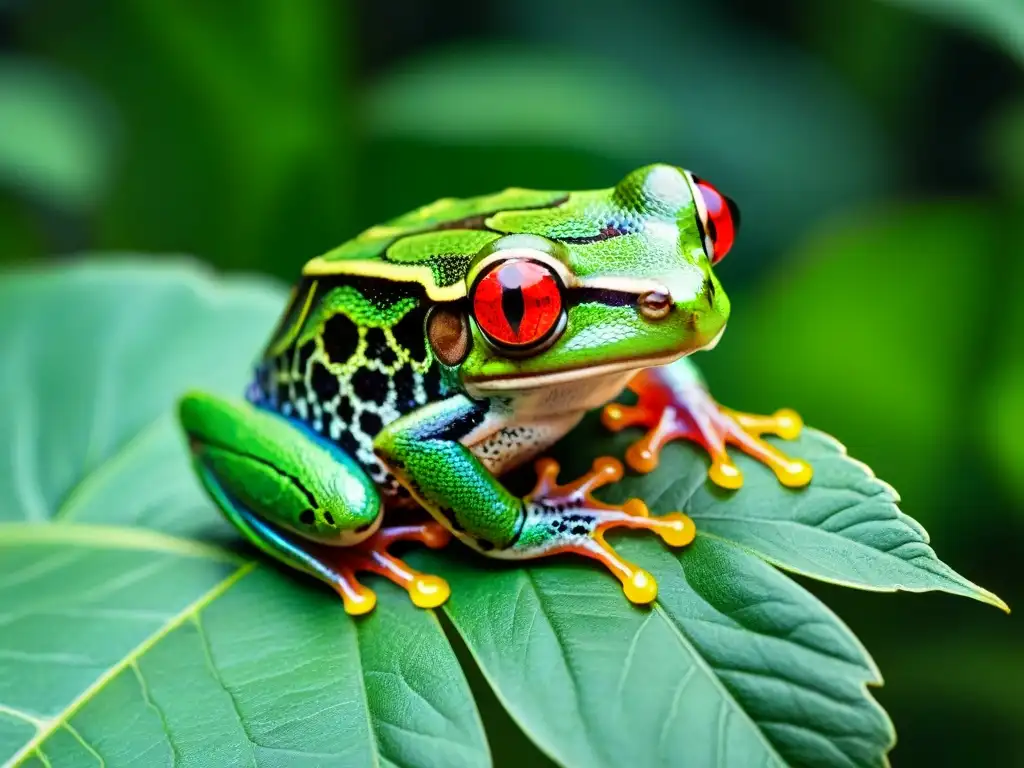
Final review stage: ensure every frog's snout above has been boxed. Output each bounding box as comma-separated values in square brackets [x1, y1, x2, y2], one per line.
[685, 274, 730, 350]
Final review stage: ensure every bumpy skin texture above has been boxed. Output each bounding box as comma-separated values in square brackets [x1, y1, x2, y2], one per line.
[181, 393, 379, 542]
[180, 164, 810, 612]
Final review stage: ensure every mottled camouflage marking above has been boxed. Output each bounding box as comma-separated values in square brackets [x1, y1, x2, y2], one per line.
[250, 277, 446, 494]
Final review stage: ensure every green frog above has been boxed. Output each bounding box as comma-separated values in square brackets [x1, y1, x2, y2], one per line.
[179, 164, 811, 615]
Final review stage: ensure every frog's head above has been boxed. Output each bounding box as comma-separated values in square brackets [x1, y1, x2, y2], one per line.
[429, 164, 737, 397]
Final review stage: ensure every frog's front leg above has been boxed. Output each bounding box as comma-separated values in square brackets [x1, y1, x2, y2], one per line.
[179, 393, 451, 615]
[374, 395, 695, 604]
[602, 358, 812, 490]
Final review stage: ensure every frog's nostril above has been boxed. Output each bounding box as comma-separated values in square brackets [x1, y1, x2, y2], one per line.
[638, 291, 672, 320]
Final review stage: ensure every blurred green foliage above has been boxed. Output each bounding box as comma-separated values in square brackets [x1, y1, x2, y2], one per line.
[1, 0, 1022, 764]
[0, 58, 114, 212]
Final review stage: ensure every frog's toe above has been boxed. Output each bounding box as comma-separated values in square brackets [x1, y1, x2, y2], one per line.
[343, 522, 454, 611]
[332, 571, 378, 616]
[708, 459, 744, 490]
[719, 407, 813, 489]
[521, 458, 696, 604]
[623, 568, 659, 605]
[608, 368, 813, 490]
[409, 574, 451, 609]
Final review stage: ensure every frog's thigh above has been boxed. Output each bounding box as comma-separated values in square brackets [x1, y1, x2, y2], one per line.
[180, 393, 383, 595]
[180, 392, 380, 538]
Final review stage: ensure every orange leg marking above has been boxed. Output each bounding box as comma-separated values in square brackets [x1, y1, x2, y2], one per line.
[602, 368, 812, 490]
[527, 457, 696, 605]
[326, 522, 452, 615]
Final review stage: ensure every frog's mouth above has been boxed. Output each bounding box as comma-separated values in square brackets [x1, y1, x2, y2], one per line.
[464, 352, 677, 393]
[703, 323, 726, 351]
[464, 324, 726, 395]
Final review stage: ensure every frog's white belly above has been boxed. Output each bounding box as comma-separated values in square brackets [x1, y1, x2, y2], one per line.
[470, 412, 585, 476]
[466, 368, 639, 475]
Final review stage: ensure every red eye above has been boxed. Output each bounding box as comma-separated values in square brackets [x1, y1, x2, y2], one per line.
[472, 259, 563, 349]
[695, 177, 740, 264]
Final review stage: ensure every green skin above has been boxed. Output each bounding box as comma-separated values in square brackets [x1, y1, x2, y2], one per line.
[180, 164, 730, 587]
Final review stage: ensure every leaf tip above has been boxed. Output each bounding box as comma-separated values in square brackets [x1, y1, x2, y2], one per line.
[982, 590, 1011, 614]
[964, 582, 1011, 614]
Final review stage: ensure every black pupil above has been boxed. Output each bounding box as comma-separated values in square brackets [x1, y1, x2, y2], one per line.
[500, 283, 526, 335]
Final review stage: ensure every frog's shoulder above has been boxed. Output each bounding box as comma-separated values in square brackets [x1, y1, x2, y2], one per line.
[303, 186, 567, 301]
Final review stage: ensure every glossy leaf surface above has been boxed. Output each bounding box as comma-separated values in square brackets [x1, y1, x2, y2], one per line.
[0, 261, 489, 768]
[0, 261, 1004, 767]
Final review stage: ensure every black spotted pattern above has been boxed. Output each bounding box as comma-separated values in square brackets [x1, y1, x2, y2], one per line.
[322, 314, 359, 364]
[249, 276, 448, 496]
[392, 309, 428, 365]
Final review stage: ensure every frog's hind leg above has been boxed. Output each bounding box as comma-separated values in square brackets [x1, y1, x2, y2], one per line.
[602, 360, 812, 490]
[203, 482, 379, 614]
[218, 495, 446, 618]
[182, 392, 452, 615]
[208, 490, 451, 616]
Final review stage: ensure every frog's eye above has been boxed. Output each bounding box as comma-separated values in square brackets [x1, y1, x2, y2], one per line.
[693, 177, 740, 264]
[471, 258, 564, 352]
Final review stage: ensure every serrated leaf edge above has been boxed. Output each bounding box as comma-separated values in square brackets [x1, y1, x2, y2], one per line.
[638, 426, 1009, 614]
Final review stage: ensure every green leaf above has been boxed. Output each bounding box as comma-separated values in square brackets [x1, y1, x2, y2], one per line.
[428, 535, 893, 768]
[0, 260, 489, 767]
[701, 202, 999, 531]
[621, 428, 1005, 608]
[874, 0, 1024, 66]
[0, 57, 116, 211]
[422, 409, 1002, 767]
[1, 259, 1003, 767]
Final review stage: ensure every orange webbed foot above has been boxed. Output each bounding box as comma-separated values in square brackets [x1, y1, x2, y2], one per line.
[525, 457, 696, 604]
[327, 522, 452, 615]
[602, 368, 812, 490]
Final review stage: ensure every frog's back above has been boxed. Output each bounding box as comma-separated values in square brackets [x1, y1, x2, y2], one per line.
[301, 186, 588, 302]
[248, 180, 631, 492]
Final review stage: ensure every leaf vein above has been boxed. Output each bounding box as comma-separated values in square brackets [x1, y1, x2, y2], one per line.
[657, 663, 697, 751]
[650, 603, 786, 764]
[191, 614, 258, 767]
[5, 562, 255, 767]
[62, 722, 106, 768]
[131, 661, 177, 766]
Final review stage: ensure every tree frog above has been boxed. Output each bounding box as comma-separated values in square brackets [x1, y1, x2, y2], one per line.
[179, 164, 811, 615]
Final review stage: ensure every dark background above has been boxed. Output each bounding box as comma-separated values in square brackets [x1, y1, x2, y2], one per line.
[1, 0, 1022, 764]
